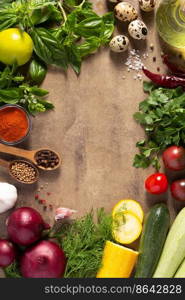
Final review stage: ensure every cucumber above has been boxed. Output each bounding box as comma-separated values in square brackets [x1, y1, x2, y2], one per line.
[153, 207, 185, 278]
[134, 203, 170, 278]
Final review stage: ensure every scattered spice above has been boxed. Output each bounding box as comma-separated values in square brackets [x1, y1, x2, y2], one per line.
[35, 150, 60, 169]
[49, 204, 53, 210]
[39, 199, 46, 205]
[150, 44, 154, 51]
[125, 49, 144, 81]
[0, 106, 29, 143]
[10, 161, 37, 183]
[35, 184, 53, 211]
[153, 56, 156, 62]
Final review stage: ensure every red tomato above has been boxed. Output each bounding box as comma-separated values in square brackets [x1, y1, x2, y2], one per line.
[171, 179, 185, 202]
[162, 146, 185, 171]
[145, 173, 168, 194]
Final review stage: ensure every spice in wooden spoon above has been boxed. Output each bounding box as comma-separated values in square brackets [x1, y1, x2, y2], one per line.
[9, 161, 38, 184]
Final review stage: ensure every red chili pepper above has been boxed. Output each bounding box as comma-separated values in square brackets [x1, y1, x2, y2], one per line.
[143, 67, 185, 88]
[162, 55, 185, 76]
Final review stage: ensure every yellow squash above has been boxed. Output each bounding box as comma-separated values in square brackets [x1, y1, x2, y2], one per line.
[112, 199, 144, 223]
[97, 241, 138, 278]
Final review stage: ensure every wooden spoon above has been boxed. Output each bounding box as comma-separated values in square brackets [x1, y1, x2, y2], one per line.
[0, 158, 39, 184]
[0, 144, 61, 171]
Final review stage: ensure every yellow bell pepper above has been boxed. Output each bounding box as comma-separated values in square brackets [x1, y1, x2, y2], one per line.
[97, 241, 138, 278]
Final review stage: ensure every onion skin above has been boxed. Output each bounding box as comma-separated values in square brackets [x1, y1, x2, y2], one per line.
[0, 239, 16, 267]
[7, 207, 50, 246]
[20, 240, 66, 278]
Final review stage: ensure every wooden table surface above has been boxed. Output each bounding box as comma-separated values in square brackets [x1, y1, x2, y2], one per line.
[0, 0, 184, 277]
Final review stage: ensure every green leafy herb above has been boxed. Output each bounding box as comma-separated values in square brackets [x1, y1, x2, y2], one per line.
[56, 208, 113, 278]
[133, 82, 185, 170]
[5, 261, 21, 278]
[0, 0, 114, 74]
[28, 57, 47, 85]
[0, 65, 54, 114]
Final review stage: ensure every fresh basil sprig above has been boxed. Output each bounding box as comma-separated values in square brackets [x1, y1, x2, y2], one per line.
[0, 0, 114, 74]
[0, 65, 54, 114]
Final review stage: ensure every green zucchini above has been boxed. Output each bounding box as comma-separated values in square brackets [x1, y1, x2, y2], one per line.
[153, 207, 185, 278]
[135, 203, 170, 278]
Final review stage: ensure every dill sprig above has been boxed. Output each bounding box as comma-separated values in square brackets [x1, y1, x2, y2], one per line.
[56, 208, 113, 278]
[5, 261, 21, 278]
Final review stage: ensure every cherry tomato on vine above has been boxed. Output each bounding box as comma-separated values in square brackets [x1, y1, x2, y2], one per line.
[162, 146, 185, 171]
[145, 173, 168, 194]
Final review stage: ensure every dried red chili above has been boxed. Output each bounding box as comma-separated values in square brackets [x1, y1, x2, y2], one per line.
[143, 67, 185, 88]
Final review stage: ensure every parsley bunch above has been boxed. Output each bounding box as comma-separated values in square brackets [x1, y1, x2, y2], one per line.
[133, 82, 185, 170]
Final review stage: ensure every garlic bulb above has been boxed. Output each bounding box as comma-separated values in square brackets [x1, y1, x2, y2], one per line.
[0, 182, 17, 213]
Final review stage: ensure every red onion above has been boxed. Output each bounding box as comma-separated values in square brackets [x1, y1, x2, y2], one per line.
[0, 239, 16, 267]
[20, 240, 66, 278]
[7, 207, 50, 246]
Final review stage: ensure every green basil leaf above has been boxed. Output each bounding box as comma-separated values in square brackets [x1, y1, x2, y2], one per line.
[30, 4, 62, 25]
[77, 37, 100, 57]
[28, 58, 47, 84]
[66, 44, 81, 74]
[30, 28, 68, 70]
[29, 86, 49, 96]
[0, 11, 18, 30]
[64, 0, 92, 9]
[75, 17, 102, 37]
[0, 88, 22, 103]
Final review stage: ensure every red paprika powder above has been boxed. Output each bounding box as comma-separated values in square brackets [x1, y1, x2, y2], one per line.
[0, 106, 29, 143]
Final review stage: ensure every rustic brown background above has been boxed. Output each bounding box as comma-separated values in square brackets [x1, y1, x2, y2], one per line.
[0, 0, 184, 277]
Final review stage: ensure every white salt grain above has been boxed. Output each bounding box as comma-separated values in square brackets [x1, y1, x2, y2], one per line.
[125, 49, 145, 81]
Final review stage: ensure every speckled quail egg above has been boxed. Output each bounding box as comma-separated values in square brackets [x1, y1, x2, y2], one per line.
[109, 35, 129, 52]
[128, 19, 148, 40]
[114, 2, 138, 22]
[139, 0, 156, 12]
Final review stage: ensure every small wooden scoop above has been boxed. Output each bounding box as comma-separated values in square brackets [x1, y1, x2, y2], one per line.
[0, 144, 61, 171]
[0, 158, 39, 184]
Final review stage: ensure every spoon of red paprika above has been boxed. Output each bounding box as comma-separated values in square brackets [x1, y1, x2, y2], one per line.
[0, 158, 39, 184]
[0, 144, 61, 171]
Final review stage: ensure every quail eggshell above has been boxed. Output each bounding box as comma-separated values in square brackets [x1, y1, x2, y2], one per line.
[139, 0, 156, 12]
[114, 2, 138, 22]
[128, 20, 148, 40]
[109, 35, 129, 53]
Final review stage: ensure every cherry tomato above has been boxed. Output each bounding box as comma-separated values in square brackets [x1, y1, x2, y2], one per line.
[145, 173, 168, 194]
[162, 146, 185, 171]
[171, 179, 185, 201]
